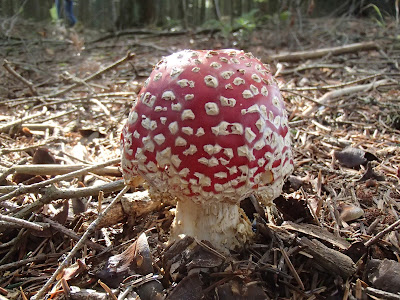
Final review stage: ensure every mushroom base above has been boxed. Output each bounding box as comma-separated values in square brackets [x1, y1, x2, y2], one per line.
[169, 198, 254, 252]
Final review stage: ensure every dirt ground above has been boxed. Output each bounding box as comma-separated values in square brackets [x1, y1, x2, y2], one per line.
[0, 16, 399, 299]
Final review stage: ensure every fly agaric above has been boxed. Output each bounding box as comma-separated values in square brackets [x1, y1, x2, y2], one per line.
[121, 49, 293, 251]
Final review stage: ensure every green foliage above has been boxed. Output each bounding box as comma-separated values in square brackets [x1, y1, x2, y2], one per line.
[363, 3, 385, 27]
[49, 5, 58, 22]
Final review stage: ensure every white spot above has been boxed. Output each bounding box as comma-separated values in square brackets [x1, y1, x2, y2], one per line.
[224, 148, 233, 158]
[169, 121, 179, 134]
[198, 157, 208, 166]
[245, 104, 261, 114]
[162, 91, 176, 101]
[205, 102, 219, 115]
[133, 130, 140, 139]
[225, 84, 233, 89]
[128, 111, 138, 124]
[219, 57, 229, 63]
[211, 122, 228, 135]
[171, 67, 183, 78]
[272, 96, 281, 108]
[192, 67, 200, 72]
[210, 62, 222, 69]
[142, 136, 155, 152]
[209, 157, 219, 167]
[171, 155, 182, 168]
[146, 161, 157, 172]
[219, 157, 229, 165]
[214, 144, 222, 153]
[228, 166, 237, 175]
[141, 92, 156, 107]
[182, 127, 193, 135]
[195, 127, 205, 136]
[154, 73, 162, 81]
[233, 77, 245, 85]
[231, 123, 243, 135]
[214, 183, 224, 192]
[274, 116, 281, 128]
[160, 117, 167, 125]
[256, 118, 265, 132]
[238, 145, 255, 161]
[238, 165, 249, 175]
[242, 89, 253, 99]
[204, 75, 218, 88]
[261, 86, 269, 96]
[198, 174, 211, 187]
[175, 136, 187, 147]
[171, 103, 182, 111]
[250, 84, 259, 95]
[182, 109, 195, 120]
[251, 74, 261, 82]
[154, 133, 165, 145]
[141, 118, 157, 130]
[215, 172, 227, 179]
[179, 168, 190, 177]
[221, 70, 234, 79]
[254, 138, 266, 150]
[258, 157, 266, 167]
[177, 79, 189, 88]
[203, 144, 214, 155]
[220, 96, 236, 107]
[154, 106, 163, 112]
[230, 58, 240, 64]
[185, 94, 194, 101]
[183, 144, 197, 155]
[245, 127, 256, 143]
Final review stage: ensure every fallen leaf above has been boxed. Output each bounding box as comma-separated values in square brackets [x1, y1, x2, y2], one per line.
[165, 273, 203, 300]
[334, 147, 378, 168]
[359, 162, 385, 182]
[366, 259, 400, 293]
[274, 195, 314, 222]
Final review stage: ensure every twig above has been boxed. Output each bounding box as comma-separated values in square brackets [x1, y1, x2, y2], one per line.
[364, 218, 400, 247]
[49, 51, 135, 97]
[3, 59, 38, 96]
[0, 214, 47, 231]
[0, 109, 47, 134]
[31, 185, 130, 300]
[365, 287, 400, 300]
[41, 216, 107, 252]
[11, 164, 121, 177]
[0, 253, 61, 272]
[14, 179, 125, 219]
[303, 79, 392, 116]
[282, 73, 385, 92]
[280, 247, 305, 290]
[0, 158, 120, 203]
[269, 41, 379, 62]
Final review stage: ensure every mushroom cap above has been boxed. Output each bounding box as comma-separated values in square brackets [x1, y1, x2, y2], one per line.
[121, 49, 293, 204]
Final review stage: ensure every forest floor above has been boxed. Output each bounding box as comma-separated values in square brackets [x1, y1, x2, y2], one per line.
[0, 15, 400, 300]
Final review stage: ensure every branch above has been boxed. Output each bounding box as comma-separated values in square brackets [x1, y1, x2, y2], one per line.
[3, 59, 38, 96]
[269, 41, 379, 62]
[0, 158, 120, 203]
[11, 164, 121, 177]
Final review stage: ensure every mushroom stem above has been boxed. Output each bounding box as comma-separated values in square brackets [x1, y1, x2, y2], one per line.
[170, 198, 254, 252]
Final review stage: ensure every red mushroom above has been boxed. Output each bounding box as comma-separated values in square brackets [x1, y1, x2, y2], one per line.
[121, 49, 293, 251]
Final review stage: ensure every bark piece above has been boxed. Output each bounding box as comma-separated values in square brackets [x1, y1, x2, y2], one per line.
[297, 237, 356, 278]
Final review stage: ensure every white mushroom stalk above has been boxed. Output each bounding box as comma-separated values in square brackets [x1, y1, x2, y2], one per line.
[121, 49, 293, 252]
